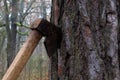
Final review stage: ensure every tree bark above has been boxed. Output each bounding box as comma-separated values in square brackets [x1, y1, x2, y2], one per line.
[51, 0, 120, 80]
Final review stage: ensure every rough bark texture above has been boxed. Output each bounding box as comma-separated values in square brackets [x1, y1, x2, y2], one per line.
[51, 0, 120, 80]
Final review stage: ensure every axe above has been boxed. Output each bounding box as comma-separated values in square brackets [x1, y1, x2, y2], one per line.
[2, 19, 62, 80]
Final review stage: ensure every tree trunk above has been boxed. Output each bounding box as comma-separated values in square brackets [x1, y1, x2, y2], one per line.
[4, 0, 12, 68]
[7, 0, 18, 67]
[51, 0, 120, 80]
[4, 0, 18, 68]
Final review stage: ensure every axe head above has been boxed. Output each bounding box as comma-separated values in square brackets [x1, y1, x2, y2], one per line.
[30, 19, 62, 57]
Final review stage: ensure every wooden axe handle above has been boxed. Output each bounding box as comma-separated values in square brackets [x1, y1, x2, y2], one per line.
[2, 30, 42, 80]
